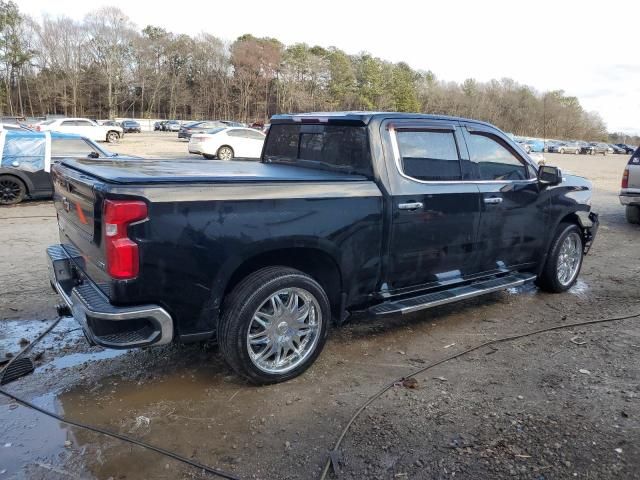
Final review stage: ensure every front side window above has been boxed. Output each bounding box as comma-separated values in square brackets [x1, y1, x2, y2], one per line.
[467, 133, 528, 181]
[75, 120, 93, 127]
[395, 129, 461, 181]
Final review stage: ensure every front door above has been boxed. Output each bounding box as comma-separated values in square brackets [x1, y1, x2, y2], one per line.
[461, 124, 546, 274]
[384, 120, 482, 293]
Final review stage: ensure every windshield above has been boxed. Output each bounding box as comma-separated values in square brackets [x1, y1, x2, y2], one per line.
[263, 123, 373, 177]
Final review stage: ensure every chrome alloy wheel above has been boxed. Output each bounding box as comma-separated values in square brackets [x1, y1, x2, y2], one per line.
[246, 288, 322, 374]
[556, 232, 582, 286]
[217, 146, 233, 160]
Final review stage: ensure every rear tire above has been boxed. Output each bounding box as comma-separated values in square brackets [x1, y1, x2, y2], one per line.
[536, 223, 584, 293]
[0, 175, 26, 205]
[217, 146, 234, 160]
[626, 205, 640, 224]
[106, 131, 120, 143]
[218, 266, 330, 384]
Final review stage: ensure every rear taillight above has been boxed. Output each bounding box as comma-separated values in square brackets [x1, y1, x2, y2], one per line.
[103, 200, 147, 279]
[622, 167, 629, 189]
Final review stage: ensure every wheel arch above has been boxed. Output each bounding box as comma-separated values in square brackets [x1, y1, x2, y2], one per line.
[222, 246, 343, 321]
[0, 170, 32, 194]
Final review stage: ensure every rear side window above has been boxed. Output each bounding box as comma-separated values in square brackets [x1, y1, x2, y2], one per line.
[395, 130, 461, 181]
[263, 124, 372, 177]
[52, 138, 98, 157]
[467, 133, 528, 181]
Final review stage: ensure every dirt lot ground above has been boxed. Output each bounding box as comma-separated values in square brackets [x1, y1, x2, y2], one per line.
[0, 133, 638, 479]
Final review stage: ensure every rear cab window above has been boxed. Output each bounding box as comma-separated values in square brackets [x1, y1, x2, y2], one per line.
[395, 129, 462, 181]
[263, 123, 373, 177]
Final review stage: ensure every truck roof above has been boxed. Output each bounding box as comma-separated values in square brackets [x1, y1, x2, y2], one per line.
[270, 111, 496, 129]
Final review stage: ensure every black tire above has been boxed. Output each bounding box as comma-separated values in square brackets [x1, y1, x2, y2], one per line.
[216, 145, 234, 160]
[626, 205, 640, 224]
[203, 154, 215, 160]
[0, 175, 26, 205]
[536, 223, 584, 293]
[106, 131, 120, 143]
[218, 266, 331, 384]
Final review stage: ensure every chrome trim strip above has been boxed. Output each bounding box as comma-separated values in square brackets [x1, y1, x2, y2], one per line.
[110, 181, 383, 203]
[619, 195, 640, 205]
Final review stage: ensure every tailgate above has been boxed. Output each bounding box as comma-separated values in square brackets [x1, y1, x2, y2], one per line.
[627, 153, 640, 190]
[51, 163, 110, 293]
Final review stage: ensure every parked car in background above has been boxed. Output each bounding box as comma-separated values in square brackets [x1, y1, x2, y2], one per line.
[0, 130, 133, 205]
[615, 143, 636, 154]
[580, 142, 609, 155]
[188, 127, 265, 160]
[516, 140, 532, 153]
[165, 120, 181, 132]
[37, 118, 123, 143]
[46, 111, 599, 384]
[178, 120, 236, 139]
[524, 139, 545, 152]
[102, 120, 120, 127]
[620, 148, 640, 223]
[608, 144, 625, 154]
[121, 120, 141, 133]
[548, 141, 581, 154]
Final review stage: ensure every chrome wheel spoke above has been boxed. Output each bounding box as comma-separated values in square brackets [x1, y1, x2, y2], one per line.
[556, 232, 582, 286]
[246, 287, 322, 374]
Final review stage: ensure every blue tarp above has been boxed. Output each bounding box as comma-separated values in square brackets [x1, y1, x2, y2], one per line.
[0, 130, 82, 173]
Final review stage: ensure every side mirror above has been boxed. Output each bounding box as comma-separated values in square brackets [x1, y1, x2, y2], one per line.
[538, 165, 562, 186]
[88, 151, 100, 159]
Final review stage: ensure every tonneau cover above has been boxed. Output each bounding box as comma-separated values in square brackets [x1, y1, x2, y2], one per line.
[59, 158, 368, 184]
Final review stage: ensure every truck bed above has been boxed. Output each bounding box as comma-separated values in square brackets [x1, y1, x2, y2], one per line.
[59, 158, 368, 184]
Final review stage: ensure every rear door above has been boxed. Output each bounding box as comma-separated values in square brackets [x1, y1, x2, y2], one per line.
[382, 119, 482, 292]
[461, 123, 545, 274]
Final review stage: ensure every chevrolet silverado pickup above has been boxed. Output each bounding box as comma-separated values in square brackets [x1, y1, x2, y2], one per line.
[47, 112, 599, 384]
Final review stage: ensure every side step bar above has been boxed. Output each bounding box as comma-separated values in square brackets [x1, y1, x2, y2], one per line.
[370, 272, 537, 316]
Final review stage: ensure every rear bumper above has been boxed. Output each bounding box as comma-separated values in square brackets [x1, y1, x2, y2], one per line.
[47, 244, 173, 349]
[619, 193, 640, 206]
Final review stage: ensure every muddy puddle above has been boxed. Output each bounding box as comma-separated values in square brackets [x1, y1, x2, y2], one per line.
[1, 286, 560, 478]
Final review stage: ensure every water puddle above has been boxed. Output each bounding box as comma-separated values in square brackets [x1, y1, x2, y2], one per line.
[569, 279, 589, 297]
[39, 348, 128, 371]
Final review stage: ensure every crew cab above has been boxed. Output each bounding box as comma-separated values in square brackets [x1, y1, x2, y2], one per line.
[47, 112, 599, 384]
[620, 147, 640, 223]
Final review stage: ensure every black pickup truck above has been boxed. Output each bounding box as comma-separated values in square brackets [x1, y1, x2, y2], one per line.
[47, 112, 598, 384]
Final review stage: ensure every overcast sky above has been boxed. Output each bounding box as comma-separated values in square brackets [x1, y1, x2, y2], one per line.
[20, 0, 640, 134]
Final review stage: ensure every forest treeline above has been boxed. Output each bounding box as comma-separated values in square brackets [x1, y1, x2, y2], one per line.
[0, 1, 631, 142]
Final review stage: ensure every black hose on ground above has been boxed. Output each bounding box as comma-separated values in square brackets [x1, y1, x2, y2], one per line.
[0, 318, 241, 480]
[319, 312, 640, 479]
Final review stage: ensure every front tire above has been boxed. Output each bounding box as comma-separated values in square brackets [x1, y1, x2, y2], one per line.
[0, 175, 26, 205]
[217, 146, 234, 160]
[559, 148, 565, 154]
[536, 223, 584, 293]
[106, 131, 120, 143]
[626, 205, 640, 224]
[218, 266, 330, 384]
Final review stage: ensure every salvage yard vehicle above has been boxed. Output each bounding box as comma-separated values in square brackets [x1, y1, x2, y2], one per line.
[0, 130, 136, 205]
[37, 117, 123, 143]
[580, 142, 609, 155]
[188, 126, 265, 160]
[46, 112, 599, 384]
[620, 148, 640, 224]
[548, 141, 581, 154]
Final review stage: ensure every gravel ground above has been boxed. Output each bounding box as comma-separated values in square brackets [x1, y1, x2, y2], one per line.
[0, 134, 638, 479]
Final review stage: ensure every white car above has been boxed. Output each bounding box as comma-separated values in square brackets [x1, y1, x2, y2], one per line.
[188, 127, 265, 160]
[37, 118, 123, 143]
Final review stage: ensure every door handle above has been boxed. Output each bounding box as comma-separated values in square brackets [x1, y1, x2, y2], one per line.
[398, 202, 424, 210]
[483, 197, 503, 204]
